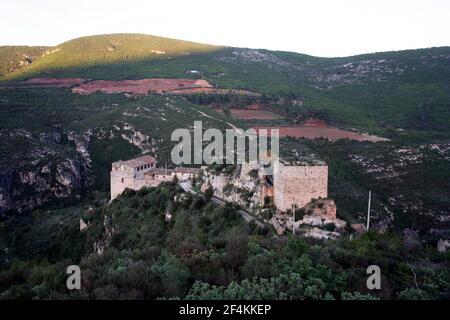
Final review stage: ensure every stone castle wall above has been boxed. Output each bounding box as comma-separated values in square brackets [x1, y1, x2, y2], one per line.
[111, 157, 329, 213]
[111, 166, 135, 200]
[111, 165, 198, 200]
[273, 164, 328, 211]
[111, 170, 176, 200]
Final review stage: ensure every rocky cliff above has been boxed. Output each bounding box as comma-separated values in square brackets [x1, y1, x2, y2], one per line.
[201, 164, 264, 212]
[0, 129, 92, 215]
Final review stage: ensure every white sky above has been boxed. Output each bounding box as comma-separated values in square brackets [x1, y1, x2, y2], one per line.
[1, 0, 449, 57]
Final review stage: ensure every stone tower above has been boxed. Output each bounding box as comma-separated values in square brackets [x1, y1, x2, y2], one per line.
[273, 161, 328, 211]
[110, 155, 156, 200]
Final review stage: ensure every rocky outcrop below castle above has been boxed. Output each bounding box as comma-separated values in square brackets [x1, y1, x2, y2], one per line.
[200, 164, 347, 238]
[0, 129, 92, 215]
[201, 164, 264, 211]
[271, 198, 347, 239]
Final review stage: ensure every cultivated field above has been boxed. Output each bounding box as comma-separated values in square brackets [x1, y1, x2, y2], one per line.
[229, 108, 284, 120]
[0, 77, 266, 97]
[72, 78, 212, 95]
[250, 125, 389, 142]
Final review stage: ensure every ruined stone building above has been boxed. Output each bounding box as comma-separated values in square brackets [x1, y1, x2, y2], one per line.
[202, 160, 329, 213]
[111, 154, 329, 214]
[110, 155, 200, 200]
[272, 162, 328, 211]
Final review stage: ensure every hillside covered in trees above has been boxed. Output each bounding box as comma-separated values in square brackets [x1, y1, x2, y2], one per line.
[1, 183, 449, 299]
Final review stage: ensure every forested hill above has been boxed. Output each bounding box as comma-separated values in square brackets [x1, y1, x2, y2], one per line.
[0, 33, 220, 81]
[1, 33, 449, 134]
[0, 46, 48, 78]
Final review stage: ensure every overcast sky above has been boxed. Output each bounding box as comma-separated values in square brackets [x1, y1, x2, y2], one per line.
[1, 0, 449, 57]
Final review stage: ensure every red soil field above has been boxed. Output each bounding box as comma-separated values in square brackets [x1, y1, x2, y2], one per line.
[229, 109, 284, 120]
[247, 104, 261, 110]
[303, 118, 327, 127]
[249, 125, 388, 142]
[72, 78, 212, 95]
[3, 78, 261, 97]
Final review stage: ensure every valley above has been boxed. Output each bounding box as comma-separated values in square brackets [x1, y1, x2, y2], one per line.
[0, 33, 449, 300]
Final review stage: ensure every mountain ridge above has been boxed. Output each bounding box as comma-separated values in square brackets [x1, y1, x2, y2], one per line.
[1, 33, 449, 136]
[0, 33, 220, 81]
[2, 33, 450, 81]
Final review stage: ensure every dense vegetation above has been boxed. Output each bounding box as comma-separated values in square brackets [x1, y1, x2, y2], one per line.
[1, 183, 449, 299]
[295, 138, 450, 238]
[0, 46, 48, 78]
[0, 34, 219, 81]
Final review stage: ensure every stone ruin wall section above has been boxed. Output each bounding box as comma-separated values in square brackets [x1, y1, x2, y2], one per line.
[110, 166, 135, 200]
[274, 165, 328, 211]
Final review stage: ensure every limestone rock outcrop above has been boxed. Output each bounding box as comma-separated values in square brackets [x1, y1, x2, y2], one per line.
[437, 239, 450, 252]
[0, 129, 91, 215]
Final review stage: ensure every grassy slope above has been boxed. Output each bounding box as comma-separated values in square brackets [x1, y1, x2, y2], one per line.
[0, 33, 220, 81]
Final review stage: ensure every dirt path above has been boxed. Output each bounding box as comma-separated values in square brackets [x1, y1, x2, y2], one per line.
[195, 109, 243, 133]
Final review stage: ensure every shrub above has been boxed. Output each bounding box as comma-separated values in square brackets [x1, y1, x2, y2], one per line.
[204, 187, 214, 202]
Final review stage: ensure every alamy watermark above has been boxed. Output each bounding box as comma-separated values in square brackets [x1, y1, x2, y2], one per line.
[366, 265, 381, 290]
[66, 265, 81, 290]
[171, 121, 279, 173]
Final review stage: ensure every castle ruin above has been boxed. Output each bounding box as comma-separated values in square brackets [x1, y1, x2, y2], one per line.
[110, 155, 200, 200]
[273, 162, 328, 211]
[110, 155, 329, 215]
